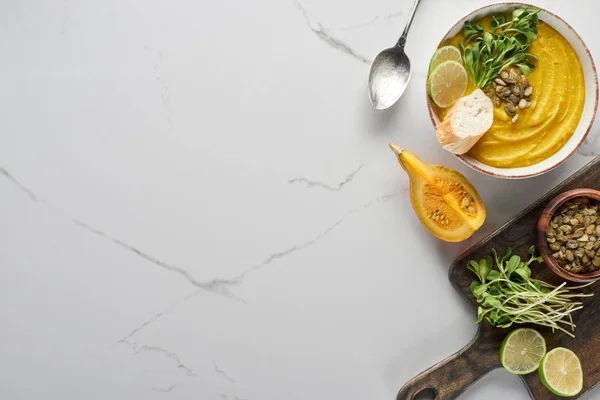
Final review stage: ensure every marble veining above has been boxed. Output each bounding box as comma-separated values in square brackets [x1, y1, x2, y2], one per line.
[116, 290, 200, 344]
[120, 340, 197, 377]
[0, 167, 245, 302]
[153, 384, 177, 393]
[0, 167, 46, 204]
[0, 164, 402, 346]
[114, 190, 402, 342]
[287, 164, 363, 191]
[293, 0, 370, 64]
[213, 361, 236, 383]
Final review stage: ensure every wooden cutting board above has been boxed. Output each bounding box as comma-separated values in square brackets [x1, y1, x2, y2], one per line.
[396, 156, 600, 400]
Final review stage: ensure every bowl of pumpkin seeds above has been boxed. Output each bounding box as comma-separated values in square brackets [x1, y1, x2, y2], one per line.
[538, 189, 600, 282]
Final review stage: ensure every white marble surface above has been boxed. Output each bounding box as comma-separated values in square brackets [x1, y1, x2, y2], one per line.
[1, 1, 600, 399]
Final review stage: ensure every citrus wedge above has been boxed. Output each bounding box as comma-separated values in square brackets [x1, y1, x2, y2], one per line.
[539, 347, 583, 397]
[428, 60, 468, 108]
[500, 328, 546, 375]
[429, 45, 462, 73]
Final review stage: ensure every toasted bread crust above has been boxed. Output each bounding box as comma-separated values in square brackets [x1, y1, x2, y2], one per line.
[436, 89, 493, 155]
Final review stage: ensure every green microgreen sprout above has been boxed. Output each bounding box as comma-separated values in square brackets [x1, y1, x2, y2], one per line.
[468, 246, 594, 338]
[460, 8, 541, 89]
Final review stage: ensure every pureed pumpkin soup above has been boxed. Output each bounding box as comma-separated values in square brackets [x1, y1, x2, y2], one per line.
[434, 14, 585, 168]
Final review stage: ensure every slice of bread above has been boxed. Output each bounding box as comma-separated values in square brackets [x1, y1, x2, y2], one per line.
[436, 89, 493, 155]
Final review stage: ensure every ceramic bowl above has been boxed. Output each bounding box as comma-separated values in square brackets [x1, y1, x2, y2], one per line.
[426, 2, 599, 179]
[537, 189, 600, 283]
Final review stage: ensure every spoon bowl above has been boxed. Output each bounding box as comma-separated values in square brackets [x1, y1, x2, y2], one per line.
[368, 48, 411, 110]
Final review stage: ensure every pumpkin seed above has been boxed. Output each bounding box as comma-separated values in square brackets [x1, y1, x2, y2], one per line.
[523, 78, 529, 88]
[505, 103, 516, 115]
[586, 249, 596, 258]
[518, 99, 527, 109]
[560, 225, 572, 234]
[495, 78, 507, 86]
[524, 86, 533, 97]
[565, 250, 574, 262]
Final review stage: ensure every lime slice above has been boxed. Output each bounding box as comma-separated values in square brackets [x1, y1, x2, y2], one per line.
[539, 347, 583, 397]
[500, 328, 546, 375]
[428, 61, 468, 108]
[429, 45, 462, 73]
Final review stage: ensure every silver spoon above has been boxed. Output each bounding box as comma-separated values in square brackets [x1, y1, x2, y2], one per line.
[368, 0, 422, 110]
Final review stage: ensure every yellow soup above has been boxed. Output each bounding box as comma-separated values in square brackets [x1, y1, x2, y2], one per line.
[435, 18, 585, 168]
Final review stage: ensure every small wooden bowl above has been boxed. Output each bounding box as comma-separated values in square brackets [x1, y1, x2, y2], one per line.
[537, 188, 600, 282]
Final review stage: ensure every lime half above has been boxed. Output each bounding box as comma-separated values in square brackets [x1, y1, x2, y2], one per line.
[539, 347, 583, 397]
[500, 328, 546, 375]
[429, 45, 462, 73]
[428, 60, 468, 108]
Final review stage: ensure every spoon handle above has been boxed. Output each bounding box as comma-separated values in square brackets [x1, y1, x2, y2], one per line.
[397, 0, 422, 48]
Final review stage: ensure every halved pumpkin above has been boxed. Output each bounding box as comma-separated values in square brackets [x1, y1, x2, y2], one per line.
[389, 143, 486, 242]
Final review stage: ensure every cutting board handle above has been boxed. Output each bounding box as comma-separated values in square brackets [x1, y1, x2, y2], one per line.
[396, 328, 501, 400]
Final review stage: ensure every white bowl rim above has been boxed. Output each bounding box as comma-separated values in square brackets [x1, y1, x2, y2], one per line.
[426, 2, 599, 179]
